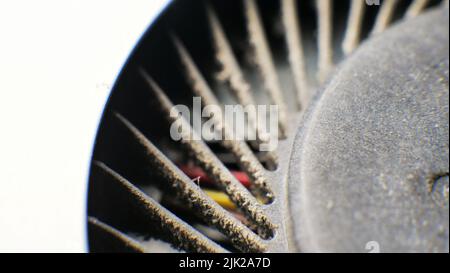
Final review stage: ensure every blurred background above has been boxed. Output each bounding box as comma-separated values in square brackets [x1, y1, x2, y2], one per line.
[0, 0, 168, 252]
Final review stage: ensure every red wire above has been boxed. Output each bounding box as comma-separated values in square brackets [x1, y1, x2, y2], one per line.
[179, 165, 251, 188]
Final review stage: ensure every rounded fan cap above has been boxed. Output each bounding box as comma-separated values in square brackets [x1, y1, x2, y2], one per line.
[289, 6, 449, 253]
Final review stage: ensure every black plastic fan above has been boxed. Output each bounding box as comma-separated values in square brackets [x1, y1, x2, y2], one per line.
[87, 0, 449, 253]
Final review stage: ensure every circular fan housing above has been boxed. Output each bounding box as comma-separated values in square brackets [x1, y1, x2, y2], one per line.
[87, 0, 449, 253]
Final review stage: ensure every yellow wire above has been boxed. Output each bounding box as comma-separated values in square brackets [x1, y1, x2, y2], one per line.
[203, 189, 236, 210]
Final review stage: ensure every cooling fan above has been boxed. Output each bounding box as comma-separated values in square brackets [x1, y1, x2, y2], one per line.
[87, 0, 449, 253]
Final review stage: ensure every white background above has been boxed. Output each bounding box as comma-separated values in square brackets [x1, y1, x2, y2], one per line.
[0, 0, 168, 252]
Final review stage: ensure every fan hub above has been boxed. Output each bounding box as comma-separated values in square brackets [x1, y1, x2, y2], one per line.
[288, 7, 449, 253]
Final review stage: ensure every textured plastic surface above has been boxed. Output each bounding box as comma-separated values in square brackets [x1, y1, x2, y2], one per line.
[289, 7, 449, 253]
